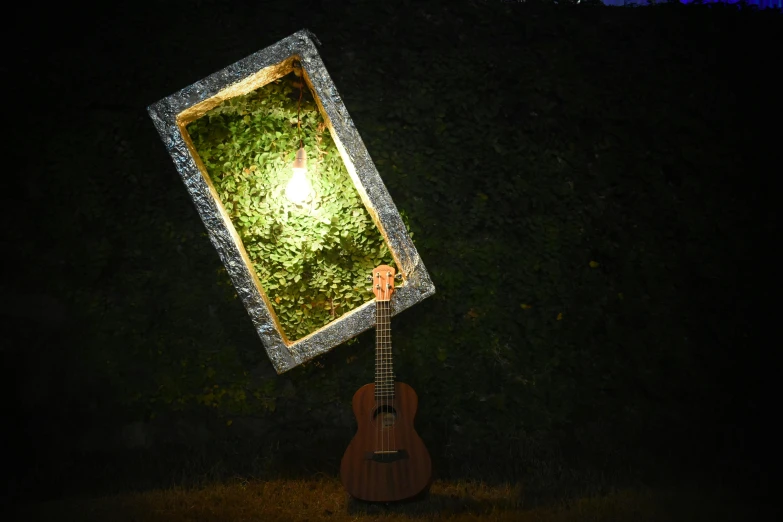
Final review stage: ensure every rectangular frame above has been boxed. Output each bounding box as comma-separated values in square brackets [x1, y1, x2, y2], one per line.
[148, 29, 435, 373]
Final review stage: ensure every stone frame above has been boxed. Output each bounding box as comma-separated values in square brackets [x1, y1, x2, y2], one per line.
[147, 29, 435, 373]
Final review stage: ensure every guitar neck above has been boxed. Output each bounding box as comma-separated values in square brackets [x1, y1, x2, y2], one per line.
[375, 298, 394, 400]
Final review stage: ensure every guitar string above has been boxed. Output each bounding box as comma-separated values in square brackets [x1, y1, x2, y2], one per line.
[379, 290, 383, 459]
[381, 276, 386, 459]
[380, 273, 387, 458]
[384, 295, 389, 459]
[378, 276, 382, 458]
[376, 272, 380, 457]
[383, 295, 389, 458]
[382, 280, 388, 459]
[383, 276, 391, 459]
[388, 296, 395, 459]
[387, 277, 396, 459]
[388, 278, 394, 458]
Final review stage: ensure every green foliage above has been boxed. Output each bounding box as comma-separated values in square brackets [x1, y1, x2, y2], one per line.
[186, 74, 393, 340]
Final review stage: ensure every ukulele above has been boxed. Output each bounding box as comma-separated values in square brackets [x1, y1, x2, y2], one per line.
[340, 265, 432, 502]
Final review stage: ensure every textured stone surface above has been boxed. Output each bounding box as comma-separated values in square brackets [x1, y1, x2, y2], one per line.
[148, 30, 434, 373]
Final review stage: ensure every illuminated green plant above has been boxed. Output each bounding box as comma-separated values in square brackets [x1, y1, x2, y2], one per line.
[187, 73, 393, 341]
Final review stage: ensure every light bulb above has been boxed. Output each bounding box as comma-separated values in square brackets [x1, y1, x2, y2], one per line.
[286, 147, 312, 205]
[286, 167, 311, 205]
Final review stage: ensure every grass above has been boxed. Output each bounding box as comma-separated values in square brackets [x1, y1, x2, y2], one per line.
[16, 476, 754, 522]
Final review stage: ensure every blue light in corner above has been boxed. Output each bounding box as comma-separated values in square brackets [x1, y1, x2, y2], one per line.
[602, 0, 780, 6]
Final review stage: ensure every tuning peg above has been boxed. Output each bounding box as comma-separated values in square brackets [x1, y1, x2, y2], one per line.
[395, 274, 403, 281]
[366, 275, 374, 283]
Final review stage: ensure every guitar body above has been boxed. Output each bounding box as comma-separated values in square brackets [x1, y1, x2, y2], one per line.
[340, 382, 432, 502]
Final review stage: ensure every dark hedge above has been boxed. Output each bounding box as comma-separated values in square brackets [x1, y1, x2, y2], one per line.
[5, 0, 779, 501]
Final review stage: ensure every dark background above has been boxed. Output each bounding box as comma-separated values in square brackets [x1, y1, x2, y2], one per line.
[3, 0, 780, 510]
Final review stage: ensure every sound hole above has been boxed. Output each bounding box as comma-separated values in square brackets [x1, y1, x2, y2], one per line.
[372, 404, 397, 428]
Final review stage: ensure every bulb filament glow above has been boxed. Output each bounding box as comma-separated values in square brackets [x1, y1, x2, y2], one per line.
[286, 147, 312, 205]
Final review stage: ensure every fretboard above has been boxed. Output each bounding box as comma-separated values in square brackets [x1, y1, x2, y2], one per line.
[374, 299, 394, 399]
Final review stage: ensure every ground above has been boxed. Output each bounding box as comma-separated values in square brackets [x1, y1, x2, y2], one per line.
[16, 476, 759, 521]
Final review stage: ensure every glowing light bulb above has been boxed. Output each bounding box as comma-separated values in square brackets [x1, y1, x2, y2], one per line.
[286, 147, 312, 205]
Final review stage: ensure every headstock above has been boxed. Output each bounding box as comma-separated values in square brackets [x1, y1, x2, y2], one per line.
[371, 265, 396, 302]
